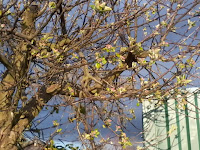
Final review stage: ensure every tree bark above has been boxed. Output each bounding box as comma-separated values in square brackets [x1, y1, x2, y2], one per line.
[0, 3, 47, 149]
[0, 72, 18, 149]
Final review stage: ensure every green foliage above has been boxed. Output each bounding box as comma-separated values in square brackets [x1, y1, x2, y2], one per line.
[90, 0, 112, 13]
[188, 19, 196, 29]
[83, 129, 100, 140]
[103, 45, 115, 52]
[56, 128, 62, 133]
[136, 102, 140, 107]
[49, 2, 56, 9]
[118, 132, 132, 149]
[53, 120, 59, 126]
[176, 75, 192, 86]
[103, 119, 112, 128]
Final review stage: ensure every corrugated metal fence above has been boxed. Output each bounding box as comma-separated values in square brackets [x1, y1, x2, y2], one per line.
[143, 88, 200, 150]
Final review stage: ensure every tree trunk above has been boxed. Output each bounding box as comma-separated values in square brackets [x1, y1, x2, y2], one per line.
[0, 133, 18, 150]
[0, 71, 17, 149]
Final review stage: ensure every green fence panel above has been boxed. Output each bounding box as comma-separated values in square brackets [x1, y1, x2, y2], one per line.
[143, 88, 200, 150]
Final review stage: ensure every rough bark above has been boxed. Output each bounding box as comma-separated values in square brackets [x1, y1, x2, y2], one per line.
[0, 3, 49, 149]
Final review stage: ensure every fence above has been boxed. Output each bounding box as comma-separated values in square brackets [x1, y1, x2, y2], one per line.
[143, 88, 200, 150]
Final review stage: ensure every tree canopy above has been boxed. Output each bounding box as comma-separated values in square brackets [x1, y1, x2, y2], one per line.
[0, 0, 199, 149]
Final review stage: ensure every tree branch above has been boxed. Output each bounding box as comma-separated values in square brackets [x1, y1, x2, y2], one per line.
[0, 53, 12, 70]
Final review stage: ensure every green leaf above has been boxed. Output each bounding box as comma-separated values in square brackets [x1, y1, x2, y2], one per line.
[53, 120, 59, 126]
[116, 53, 120, 57]
[168, 125, 177, 136]
[84, 133, 90, 140]
[188, 19, 196, 29]
[5, 10, 11, 15]
[91, 129, 100, 138]
[56, 128, 62, 133]
[67, 86, 74, 96]
[178, 63, 185, 69]
[95, 0, 100, 10]
[95, 63, 101, 69]
[90, 5, 95, 10]
[120, 47, 127, 52]
[102, 57, 107, 64]
[161, 21, 167, 27]
[31, 49, 39, 56]
[72, 53, 78, 59]
[94, 0, 112, 12]
[100, 2, 106, 8]
[49, 2, 56, 9]
[104, 6, 112, 11]
[42, 33, 53, 41]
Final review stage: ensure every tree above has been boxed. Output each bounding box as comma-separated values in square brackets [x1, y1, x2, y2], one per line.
[0, 0, 199, 149]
